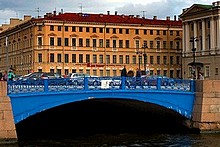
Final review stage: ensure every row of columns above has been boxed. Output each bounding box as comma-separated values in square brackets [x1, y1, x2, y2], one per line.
[183, 16, 220, 54]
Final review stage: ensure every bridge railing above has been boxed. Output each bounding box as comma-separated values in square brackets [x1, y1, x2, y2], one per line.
[7, 76, 195, 94]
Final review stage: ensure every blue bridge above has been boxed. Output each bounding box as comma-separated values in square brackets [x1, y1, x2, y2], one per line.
[7, 76, 195, 124]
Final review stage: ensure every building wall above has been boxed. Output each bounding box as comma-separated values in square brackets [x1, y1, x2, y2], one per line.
[180, 1, 220, 80]
[0, 13, 182, 77]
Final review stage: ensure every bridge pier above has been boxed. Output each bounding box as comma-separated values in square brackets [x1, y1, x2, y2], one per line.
[0, 82, 17, 139]
[192, 80, 220, 133]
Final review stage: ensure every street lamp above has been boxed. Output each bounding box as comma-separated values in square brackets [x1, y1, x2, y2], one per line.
[190, 37, 198, 79]
[142, 43, 148, 75]
[136, 49, 142, 71]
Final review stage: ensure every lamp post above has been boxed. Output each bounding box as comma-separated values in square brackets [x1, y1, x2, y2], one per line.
[142, 43, 148, 75]
[136, 49, 142, 71]
[190, 37, 198, 79]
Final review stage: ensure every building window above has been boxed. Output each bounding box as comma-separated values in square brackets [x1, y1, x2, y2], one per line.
[106, 39, 110, 48]
[119, 28, 123, 34]
[37, 37, 42, 46]
[150, 41, 153, 48]
[119, 55, 123, 64]
[50, 25, 54, 31]
[72, 54, 76, 63]
[99, 28, 103, 33]
[170, 56, 174, 65]
[113, 40, 116, 49]
[113, 28, 116, 34]
[156, 30, 160, 35]
[176, 56, 180, 65]
[86, 69, 90, 75]
[65, 54, 69, 63]
[106, 70, 110, 76]
[157, 56, 160, 64]
[72, 26, 76, 32]
[176, 31, 180, 36]
[100, 70, 104, 76]
[57, 54, 61, 63]
[65, 69, 69, 75]
[86, 54, 90, 63]
[170, 70, 174, 78]
[93, 27, 96, 33]
[79, 38, 83, 47]
[93, 39, 97, 47]
[163, 70, 167, 76]
[106, 55, 110, 64]
[93, 69, 97, 76]
[157, 70, 160, 75]
[170, 41, 173, 49]
[135, 40, 139, 49]
[150, 56, 154, 64]
[177, 70, 181, 78]
[65, 26, 68, 32]
[79, 54, 83, 63]
[156, 41, 160, 49]
[170, 30, 173, 36]
[119, 40, 123, 48]
[126, 55, 129, 64]
[93, 55, 97, 63]
[99, 39, 103, 47]
[135, 29, 139, 34]
[57, 38, 61, 46]
[50, 37, 54, 46]
[205, 65, 210, 77]
[126, 40, 129, 48]
[79, 27, 83, 32]
[163, 41, 167, 49]
[113, 70, 117, 76]
[50, 69, 54, 74]
[38, 25, 42, 31]
[176, 41, 180, 49]
[86, 27, 90, 32]
[215, 68, 219, 75]
[144, 29, 147, 35]
[150, 30, 153, 35]
[132, 55, 136, 64]
[58, 26, 61, 31]
[106, 28, 109, 33]
[79, 69, 83, 73]
[163, 56, 167, 64]
[113, 55, 117, 64]
[65, 38, 69, 46]
[38, 53, 42, 62]
[50, 53, 54, 62]
[163, 30, 166, 35]
[86, 39, 90, 47]
[126, 29, 129, 34]
[99, 55, 103, 63]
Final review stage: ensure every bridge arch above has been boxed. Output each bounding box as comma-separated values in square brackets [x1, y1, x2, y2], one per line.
[9, 90, 194, 124]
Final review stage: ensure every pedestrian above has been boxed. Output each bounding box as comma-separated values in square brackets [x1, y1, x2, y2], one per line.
[136, 68, 141, 77]
[2, 71, 7, 81]
[198, 72, 204, 80]
[121, 65, 127, 77]
[8, 70, 15, 81]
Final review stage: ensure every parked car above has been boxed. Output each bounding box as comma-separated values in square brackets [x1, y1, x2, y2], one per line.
[66, 73, 101, 86]
[143, 75, 175, 86]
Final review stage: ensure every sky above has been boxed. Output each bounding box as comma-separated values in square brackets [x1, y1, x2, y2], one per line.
[0, 0, 214, 25]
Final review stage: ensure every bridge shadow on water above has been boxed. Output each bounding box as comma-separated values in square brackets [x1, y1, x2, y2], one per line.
[16, 98, 198, 140]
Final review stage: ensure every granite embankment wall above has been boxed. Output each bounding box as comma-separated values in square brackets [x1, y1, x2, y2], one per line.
[0, 81, 17, 139]
[192, 80, 220, 132]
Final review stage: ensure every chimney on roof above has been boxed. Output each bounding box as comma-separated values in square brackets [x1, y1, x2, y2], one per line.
[174, 15, 176, 21]
[115, 11, 117, 15]
[107, 11, 110, 15]
[153, 16, 157, 20]
[53, 10, 56, 16]
[61, 9, 64, 14]
[166, 16, 170, 21]
[136, 15, 140, 18]
[99, 13, 103, 17]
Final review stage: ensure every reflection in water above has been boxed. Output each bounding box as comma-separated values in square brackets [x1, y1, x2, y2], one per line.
[1, 133, 220, 146]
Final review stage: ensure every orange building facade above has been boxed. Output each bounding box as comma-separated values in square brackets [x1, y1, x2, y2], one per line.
[0, 11, 182, 77]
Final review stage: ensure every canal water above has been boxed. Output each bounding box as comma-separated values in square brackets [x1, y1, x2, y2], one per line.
[1, 133, 220, 146]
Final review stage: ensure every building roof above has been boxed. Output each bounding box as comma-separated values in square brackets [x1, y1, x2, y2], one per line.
[34, 12, 182, 26]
